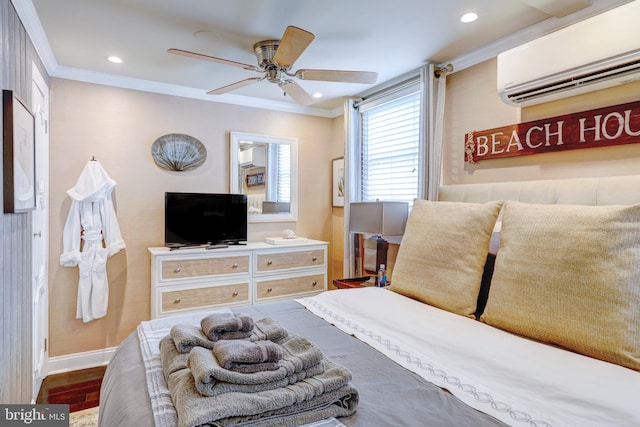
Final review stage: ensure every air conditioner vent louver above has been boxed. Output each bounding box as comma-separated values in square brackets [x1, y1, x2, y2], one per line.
[507, 57, 640, 104]
[497, 1, 640, 106]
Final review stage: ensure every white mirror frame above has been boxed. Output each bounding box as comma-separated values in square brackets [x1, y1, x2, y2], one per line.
[230, 131, 298, 223]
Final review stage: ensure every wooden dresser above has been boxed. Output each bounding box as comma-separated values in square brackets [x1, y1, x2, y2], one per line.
[149, 240, 328, 318]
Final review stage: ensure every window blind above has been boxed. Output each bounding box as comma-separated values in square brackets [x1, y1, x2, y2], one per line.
[276, 144, 291, 202]
[360, 89, 421, 205]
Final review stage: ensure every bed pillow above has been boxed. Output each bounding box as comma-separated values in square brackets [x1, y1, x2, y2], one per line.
[481, 201, 640, 371]
[391, 199, 503, 318]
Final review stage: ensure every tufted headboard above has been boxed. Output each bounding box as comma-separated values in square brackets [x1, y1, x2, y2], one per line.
[439, 174, 640, 206]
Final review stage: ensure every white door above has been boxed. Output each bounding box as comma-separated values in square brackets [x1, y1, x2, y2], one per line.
[31, 65, 49, 403]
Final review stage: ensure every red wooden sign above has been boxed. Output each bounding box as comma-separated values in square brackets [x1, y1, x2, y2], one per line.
[464, 100, 640, 163]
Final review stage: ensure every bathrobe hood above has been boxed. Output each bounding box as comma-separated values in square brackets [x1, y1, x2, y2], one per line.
[66, 160, 116, 202]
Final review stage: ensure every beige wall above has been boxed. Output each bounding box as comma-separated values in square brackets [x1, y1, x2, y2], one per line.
[443, 58, 640, 184]
[48, 78, 337, 357]
[49, 57, 640, 358]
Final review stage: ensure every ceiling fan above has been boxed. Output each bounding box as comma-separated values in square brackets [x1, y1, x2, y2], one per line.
[168, 26, 378, 105]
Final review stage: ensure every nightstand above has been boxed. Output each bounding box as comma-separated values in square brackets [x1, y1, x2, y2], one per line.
[333, 276, 390, 289]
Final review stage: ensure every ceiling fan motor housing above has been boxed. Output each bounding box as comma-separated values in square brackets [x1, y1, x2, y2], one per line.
[253, 40, 281, 69]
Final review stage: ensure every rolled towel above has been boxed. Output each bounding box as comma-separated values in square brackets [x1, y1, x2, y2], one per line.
[170, 324, 215, 353]
[248, 317, 288, 342]
[213, 340, 283, 373]
[201, 313, 254, 341]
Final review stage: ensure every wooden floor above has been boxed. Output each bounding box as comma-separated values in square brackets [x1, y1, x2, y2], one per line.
[36, 365, 107, 412]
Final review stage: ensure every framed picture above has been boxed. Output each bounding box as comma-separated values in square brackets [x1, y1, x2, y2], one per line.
[246, 172, 265, 187]
[3, 90, 36, 213]
[332, 157, 345, 207]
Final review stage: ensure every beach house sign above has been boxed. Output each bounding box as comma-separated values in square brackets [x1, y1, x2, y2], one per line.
[464, 100, 640, 163]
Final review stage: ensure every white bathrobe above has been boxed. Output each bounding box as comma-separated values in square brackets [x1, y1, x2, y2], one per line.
[60, 161, 126, 323]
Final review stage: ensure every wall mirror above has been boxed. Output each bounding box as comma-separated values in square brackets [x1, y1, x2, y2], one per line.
[230, 131, 298, 222]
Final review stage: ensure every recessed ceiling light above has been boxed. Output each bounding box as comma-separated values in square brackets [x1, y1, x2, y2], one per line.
[108, 56, 123, 64]
[460, 12, 478, 23]
[312, 92, 323, 98]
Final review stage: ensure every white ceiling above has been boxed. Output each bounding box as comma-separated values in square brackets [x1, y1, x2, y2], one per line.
[19, 0, 631, 116]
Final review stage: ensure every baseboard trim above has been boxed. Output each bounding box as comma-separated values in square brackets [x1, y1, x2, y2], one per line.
[47, 347, 117, 375]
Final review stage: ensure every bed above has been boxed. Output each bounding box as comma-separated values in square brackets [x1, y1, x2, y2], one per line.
[99, 174, 640, 427]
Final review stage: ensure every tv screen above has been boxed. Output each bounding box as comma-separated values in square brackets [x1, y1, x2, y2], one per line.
[165, 192, 247, 248]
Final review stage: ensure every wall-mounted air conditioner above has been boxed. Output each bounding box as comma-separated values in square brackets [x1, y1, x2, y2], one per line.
[239, 146, 266, 168]
[497, 1, 640, 107]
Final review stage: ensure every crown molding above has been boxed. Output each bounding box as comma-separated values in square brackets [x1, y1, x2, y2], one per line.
[52, 66, 336, 117]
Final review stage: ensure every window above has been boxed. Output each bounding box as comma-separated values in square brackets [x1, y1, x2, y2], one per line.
[276, 144, 290, 202]
[265, 143, 290, 202]
[358, 81, 422, 206]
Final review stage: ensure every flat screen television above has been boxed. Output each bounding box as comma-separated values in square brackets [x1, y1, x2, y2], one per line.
[165, 192, 247, 248]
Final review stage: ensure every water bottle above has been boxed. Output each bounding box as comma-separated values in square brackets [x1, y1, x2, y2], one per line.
[377, 264, 387, 287]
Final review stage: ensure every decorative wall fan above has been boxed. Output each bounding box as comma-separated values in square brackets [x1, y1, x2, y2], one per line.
[168, 26, 378, 105]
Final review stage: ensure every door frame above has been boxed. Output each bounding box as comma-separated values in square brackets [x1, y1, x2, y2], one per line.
[31, 63, 49, 402]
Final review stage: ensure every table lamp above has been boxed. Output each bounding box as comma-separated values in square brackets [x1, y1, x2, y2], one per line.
[349, 201, 408, 275]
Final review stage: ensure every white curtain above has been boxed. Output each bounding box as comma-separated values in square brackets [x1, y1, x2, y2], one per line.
[427, 64, 450, 201]
[343, 98, 359, 278]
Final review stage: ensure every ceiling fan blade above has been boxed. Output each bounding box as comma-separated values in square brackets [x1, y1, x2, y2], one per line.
[272, 26, 315, 69]
[207, 77, 263, 95]
[279, 80, 314, 105]
[168, 48, 259, 71]
[295, 69, 378, 84]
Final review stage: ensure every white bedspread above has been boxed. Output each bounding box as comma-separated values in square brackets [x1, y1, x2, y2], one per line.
[299, 288, 640, 427]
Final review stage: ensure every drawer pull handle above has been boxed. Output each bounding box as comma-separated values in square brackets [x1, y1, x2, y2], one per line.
[232, 292, 239, 297]
[312, 281, 318, 287]
[312, 257, 317, 262]
[173, 298, 181, 304]
[267, 260, 273, 266]
[267, 287, 273, 293]
[232, 263, 238, 269]
[174, 267, 182, 273]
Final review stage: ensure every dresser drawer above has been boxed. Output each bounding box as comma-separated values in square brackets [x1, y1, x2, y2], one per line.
[160, 282, 249, 314]
[160, 255, 250, 281]
[255, 249, 325, 273]
[255, 273, 325, 299]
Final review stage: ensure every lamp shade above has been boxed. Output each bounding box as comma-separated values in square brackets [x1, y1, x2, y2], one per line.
[349, 201, 408, 235]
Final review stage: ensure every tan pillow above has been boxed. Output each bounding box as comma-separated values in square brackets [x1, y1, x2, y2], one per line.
[481, 201, 640, 370]
[391, 199, 503, 317]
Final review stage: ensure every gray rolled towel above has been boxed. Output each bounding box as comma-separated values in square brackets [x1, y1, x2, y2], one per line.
[248, 317, 288, 342]
[200, 313, 254, 341]
[170, 324, 215, 353]
[213, 340, 283, 373]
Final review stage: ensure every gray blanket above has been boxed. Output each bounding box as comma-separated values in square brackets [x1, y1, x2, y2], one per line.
[99, 300, 508, 427]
